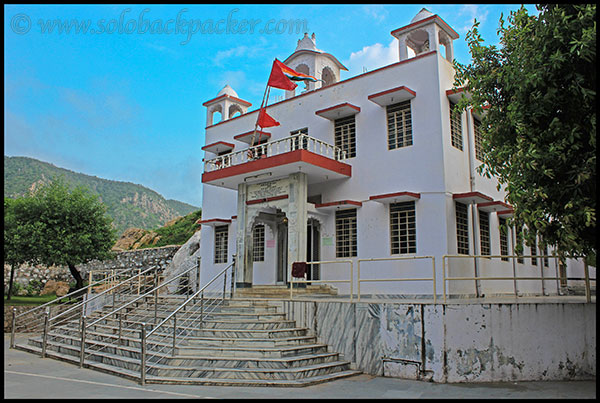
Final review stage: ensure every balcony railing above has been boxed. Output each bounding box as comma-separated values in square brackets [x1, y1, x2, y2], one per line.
[204, 134, 348, 173]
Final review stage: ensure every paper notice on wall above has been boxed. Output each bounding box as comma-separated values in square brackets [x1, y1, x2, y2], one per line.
[322, 237, 333, 246]
[266, 239, 276, 248]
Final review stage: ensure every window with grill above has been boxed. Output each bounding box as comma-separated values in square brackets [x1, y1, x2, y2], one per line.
[473, 117, 484, 161]
[335, 209, 357, 258]
[455, 202, 469, 255]
[334, 115, 356, 158]
[499, 217, 509, 261]
[541, 243, 549, 267]
[450, 102, 463, 150]
[530, 236, 537, 266]
[479, 211, 490, 256]
[516, 228, 524, 264]
[253, 224, 265, 262]
[390, 201, 416, 254]
[386, 100, 413, 150]
[214, 225, 228, 264]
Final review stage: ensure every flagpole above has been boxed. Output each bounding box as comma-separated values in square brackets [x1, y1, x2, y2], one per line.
[250, 64, 274, 148]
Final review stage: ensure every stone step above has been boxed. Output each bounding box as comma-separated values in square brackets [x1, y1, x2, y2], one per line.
[14, 342, 360, 386]
[143, 359, 352, 380]
[62, 321, 311, 340]
[17, 294, 360, 386]
[100, 310, 288, 322]
[173, 343, 329, 358]
[83, 314, 297, 331]
[44, 327, 328, 359]
[24, 336, 343, 372]
[54, 325, 318, 349]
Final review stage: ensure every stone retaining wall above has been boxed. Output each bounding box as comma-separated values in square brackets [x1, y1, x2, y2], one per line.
[4, 246, 180, 294]
[277, 299, 596, 383]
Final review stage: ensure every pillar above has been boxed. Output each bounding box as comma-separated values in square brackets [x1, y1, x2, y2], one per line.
[286, 173, 308, 281]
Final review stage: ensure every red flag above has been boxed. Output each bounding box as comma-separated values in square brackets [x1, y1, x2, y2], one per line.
[257, 108, 280, 128]
[267, 59, 297, 91]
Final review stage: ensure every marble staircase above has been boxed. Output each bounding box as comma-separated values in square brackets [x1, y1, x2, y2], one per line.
[14, 296, 360, 386]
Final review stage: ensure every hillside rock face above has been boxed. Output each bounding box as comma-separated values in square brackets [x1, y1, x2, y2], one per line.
[113, 228, 161, 251]
[4, 155, 200, 235]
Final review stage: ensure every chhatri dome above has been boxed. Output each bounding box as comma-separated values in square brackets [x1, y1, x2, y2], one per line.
[410, 8, 434, 23]
[216, 84, 239, 98]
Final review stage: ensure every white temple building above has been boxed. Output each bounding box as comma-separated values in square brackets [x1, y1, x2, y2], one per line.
[197, 8, 593, 299]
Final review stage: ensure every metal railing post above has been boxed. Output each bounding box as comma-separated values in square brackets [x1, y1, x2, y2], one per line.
[350, 260, 354, 302]
[140, 323, 146, 385]
[79, 316, 86, 368]
[137, 268, 141, 295]
[584, 260, 591, 303]
[200, 291, 204, 328]
[154, 288, 158, 325]
[432, 257, 437, 304]
[230, 255, 236, 299]
[197, 257, 202, 293]
[223, 271, 227, 302]
[118, 312, 123, 345]
[172, 313, 177, 357]
[41, 308, 50, 358]
[442, 256, 447, 304]
[112, 278, 117, 308]
[10, 308, 17, 348]
[540, 256, 546, 296]
[357, 260, 361, 302]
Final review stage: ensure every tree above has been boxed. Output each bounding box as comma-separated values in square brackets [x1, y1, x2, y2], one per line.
[4, 198, 38, 300]
[453, 4, 596, 260]
[4, 177, 117, 292]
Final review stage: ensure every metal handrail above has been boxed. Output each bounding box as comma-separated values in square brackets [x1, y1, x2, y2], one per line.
[75, 263, 199, 368]
[146, 262, 234, 338]
[12, 265, 145, 321]
[442, 254, 595, 303]
[10, 265, 157, 348]
[49, 266, 157, 325]
[290, 260, 353, 301]
[139, 261, 235, 385]
[86, 264, 198, 329]
[357, 256, 436, 303]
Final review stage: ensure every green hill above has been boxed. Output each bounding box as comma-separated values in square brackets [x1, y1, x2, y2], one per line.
[4, 155, 200, 235]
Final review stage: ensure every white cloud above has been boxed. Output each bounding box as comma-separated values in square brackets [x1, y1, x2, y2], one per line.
[457, 5, 489, 34]
[345, 38, 399, 78]
[213, 45, 250, 67]
[361, 5, 388, 23]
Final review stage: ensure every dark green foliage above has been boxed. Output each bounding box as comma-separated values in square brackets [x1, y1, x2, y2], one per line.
[454, 4, 596, 259]
[4, 177, 117, 290]
[4, 156, 200, 235]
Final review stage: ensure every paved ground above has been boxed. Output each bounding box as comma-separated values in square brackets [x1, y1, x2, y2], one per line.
[4, 335, 596, 399]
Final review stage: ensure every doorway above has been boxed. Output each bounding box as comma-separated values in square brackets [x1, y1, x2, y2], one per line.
[307, 218, 320, 281]
[276, 213, 288, 284]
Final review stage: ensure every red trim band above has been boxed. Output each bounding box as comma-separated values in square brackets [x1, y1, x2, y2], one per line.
[246, 194, 289, 205]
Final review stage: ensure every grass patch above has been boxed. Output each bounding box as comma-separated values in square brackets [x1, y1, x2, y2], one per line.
[4, 294, 59, 306]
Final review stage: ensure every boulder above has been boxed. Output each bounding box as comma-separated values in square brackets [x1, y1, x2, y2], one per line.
[40, 280, 70, 297]
[162, 230, 201, 294]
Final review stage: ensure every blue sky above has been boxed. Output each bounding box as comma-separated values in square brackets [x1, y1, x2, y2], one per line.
[4, 4, 537, 207]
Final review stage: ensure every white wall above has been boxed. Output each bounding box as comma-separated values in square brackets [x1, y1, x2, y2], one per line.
[199, 51, 595, 295]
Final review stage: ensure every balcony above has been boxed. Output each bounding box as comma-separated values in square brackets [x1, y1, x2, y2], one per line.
[202, 134, 352, 189]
